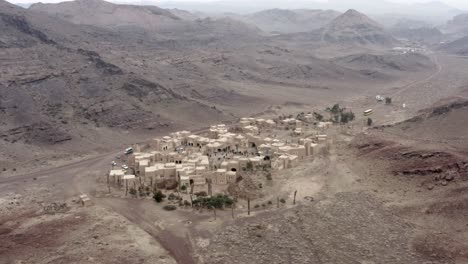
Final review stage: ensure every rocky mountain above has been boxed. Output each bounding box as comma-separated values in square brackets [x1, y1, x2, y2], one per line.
[160, 0, 462, 25]
[0, 0, 224, 152]
[391, 27, 444, 45]
[168, 8, 202, 21]
[1, 0, 435, 169]
[29, 0, 261, 43]
[390, 18, 433, 30]
[29, 0, 181, 32]
[438, 36, 468, 55]
[241, 9, 341, 34]
[321, 9, 397, 47]
[442, 13, 468, 38]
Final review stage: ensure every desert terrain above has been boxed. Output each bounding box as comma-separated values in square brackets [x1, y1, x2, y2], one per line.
[2, 0, 468, 263]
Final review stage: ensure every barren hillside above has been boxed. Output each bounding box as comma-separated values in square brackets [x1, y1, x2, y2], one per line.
[384, 99, 468, 149]
[333, 52, 434, 79]
[0, 0, 227, 168]
[1, 0, 437, 166]
[439, 36, 468, 55]
[392, 27, 444, 45]
[442, 13, 468, 38]
[241, 8, 341, 34]
[29, 0, 261, 43]
[29, 0, 181, 31]
[322, 9, 397, 47]
[270, 8, 399, 54]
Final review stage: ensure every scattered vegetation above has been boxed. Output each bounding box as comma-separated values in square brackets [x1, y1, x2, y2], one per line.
[163, 205, 177, 211]
[192, 194, 234, 209]
[245, 161, 254, 171]
[313, 112, 324, 121]
[138, 186, 148, 197]
[326, 104, 355, 124]
[194, 191, 208, 197]
[168, 193, 180, 201]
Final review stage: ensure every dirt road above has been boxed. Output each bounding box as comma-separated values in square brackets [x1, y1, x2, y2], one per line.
[97, 198, 197, 264]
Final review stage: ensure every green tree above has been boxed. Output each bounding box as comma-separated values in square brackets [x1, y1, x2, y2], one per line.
[341, 111, 355, 124]
[313, 112, 324, 121]
[246, 161, 253, 171]
[153, 190, 166, 203]
[330, 104, 341, 114]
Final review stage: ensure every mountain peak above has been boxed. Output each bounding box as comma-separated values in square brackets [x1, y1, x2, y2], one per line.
[323, 8, 395, 46]
[73, 0, 113, 7]
[329, 8, 382, 30]
[343, 9, 362, 16]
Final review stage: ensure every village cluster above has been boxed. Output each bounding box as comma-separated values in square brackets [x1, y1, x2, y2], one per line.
[108, 114, 331, 195]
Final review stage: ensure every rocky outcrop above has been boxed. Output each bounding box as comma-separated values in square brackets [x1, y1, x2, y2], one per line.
[0, 122, 72, 144]
[0, 13, 55, 45]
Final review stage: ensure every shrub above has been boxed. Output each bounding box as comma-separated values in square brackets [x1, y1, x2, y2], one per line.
[367, 118, 373, 126]
[129, 188, 137, 196]
[181, 185, 187, 191]
[330, 104, 341, 114]
[268, 201, 272, 205]
[341, 111, 355, 124]
[254, 204, 260, 208]
[168, 193, 177, 201]
[153, 191, 166, 203]
[313, 112, 324, 121]
[163, 205, 177, 211]
[138, 186, 147, 197]
[194, 191, 207, 197]
[280, 198, 286, 204]
[192, 194, 234, 209]
[246, 161, 253, 171]
[326, 103, 354, 124]
[385, 97, 392, 105]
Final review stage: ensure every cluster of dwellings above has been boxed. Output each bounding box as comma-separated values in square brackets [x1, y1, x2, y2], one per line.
[109, 116, 330, 193]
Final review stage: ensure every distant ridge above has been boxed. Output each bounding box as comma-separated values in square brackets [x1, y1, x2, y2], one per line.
[322, 9, 397, 46]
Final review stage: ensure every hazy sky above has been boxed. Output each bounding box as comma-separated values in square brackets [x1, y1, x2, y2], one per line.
[8, 0, 468, 9]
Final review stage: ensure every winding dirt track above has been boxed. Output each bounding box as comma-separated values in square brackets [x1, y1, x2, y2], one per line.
[391, 53, 442, 97]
